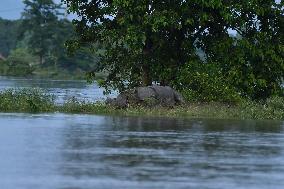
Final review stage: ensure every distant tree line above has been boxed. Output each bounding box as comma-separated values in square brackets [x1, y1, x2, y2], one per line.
[0, 0, 98, 77]
[0, 18, 20, 57]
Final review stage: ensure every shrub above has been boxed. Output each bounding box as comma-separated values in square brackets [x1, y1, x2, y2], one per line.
[266, 96, 284, 110]
[0, 88, 55, 112]
[0, 60, 9, 75]
[61, 97, 112, 114]
[5, 48, 36, 76]
[176, 61, 241, 104]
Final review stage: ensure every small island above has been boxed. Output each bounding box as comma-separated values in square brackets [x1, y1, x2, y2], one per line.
[0, 0, 283, 121]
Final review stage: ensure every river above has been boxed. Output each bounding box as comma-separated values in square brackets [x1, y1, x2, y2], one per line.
[0, 77, 284, 189]
[0, 76, 115, 103]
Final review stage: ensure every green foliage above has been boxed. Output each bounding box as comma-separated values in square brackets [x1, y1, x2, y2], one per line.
[0, 18, 20, 57]
[0, 1, 99, 78]
[45, 19, 98, 71]
[266, 96, 284, 110]
[0, 60, 9, 74]
[64, 0, 284, 100]
[200, 0, 284, 100]
[60, 97, 110, 114]
[21, 0, 62, 64]
[0, 88, 55, 113]
[237, 97, 284, 120]
[0, 48, 36, 76]
[0, 88, 283, 120]
[207, 34, 284, 100]
[177, 61, 241, 103]
[56, 45, 98, 71]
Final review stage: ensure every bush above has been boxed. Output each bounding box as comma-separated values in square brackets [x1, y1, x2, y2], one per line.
[176, 61, 241, 103]
[7, 63, 35, 76]
[0, 60, 9, 75]
[61, 97, 111, 114]
[266, 96, 284, 110]
[0, 88, 55, 112]
[5, 48, 36, 76]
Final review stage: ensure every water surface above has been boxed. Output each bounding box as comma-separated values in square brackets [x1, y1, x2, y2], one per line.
[0, 76, 114, 103]
[0, 113, 283, 189]
[0, 77, 284, 189]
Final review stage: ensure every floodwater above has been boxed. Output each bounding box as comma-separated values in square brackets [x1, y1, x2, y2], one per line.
[0, 77, 284, 189]
[0, 76, 115, 103]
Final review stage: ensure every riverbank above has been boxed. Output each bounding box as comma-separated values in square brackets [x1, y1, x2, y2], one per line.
[0, 89, 283, 120]
[60, 100, 284, 120]
[0, 61, 107, 80]
[31, 67, 107, 80]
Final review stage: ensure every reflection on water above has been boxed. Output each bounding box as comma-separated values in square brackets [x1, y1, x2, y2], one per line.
[0, 113, 284, 189]
[0, 76, 115, 103]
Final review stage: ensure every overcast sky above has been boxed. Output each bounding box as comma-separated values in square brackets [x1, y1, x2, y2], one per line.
[0, 0, 24, 19]
[0, 0, 63, 20]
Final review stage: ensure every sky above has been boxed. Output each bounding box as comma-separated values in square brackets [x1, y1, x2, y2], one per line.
[0, 0, 64, 20]
[0, 0, 25, 20]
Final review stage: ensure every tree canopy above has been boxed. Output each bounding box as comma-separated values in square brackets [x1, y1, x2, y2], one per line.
[65, 0, 284, 99]
[0, 18, 20, 57]
[16, 0, 98, 72]
[0, 0, 99, 78]
[21, 0, 62, 64]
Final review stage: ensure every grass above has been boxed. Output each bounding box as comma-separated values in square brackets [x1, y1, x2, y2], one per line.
[0, 88, 55, 113]
[0, 88, 283, 120]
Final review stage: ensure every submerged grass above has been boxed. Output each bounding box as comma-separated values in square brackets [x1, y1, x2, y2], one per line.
[0, 88, 283, 120]
[0, 88, 55, 113]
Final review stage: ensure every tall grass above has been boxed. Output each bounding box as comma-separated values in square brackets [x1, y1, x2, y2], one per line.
[0, 88, 283, 120]
[0, 88, 55, 113]
[59, 97, 114, 115]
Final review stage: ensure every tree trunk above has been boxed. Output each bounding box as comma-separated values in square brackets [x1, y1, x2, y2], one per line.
[39, 54, 43, 65]
[142, 64, 151, 86]
[142, 31, 153, 86]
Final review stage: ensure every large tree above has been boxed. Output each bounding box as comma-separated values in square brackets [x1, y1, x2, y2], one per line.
[49, 19, 98, 71]
[21, 0, 62, 64]
[0, 18, 20, 57]
[64, 0, 284, 99]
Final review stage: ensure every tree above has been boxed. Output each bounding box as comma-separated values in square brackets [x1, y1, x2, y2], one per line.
[5, 48, 36, 76]
[48, 19, 98, 71]
[64, 0, 284, 99]
[204, 0, 284, 99]
[21, 0, 62, 64]
[0, 18, 20, 57]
